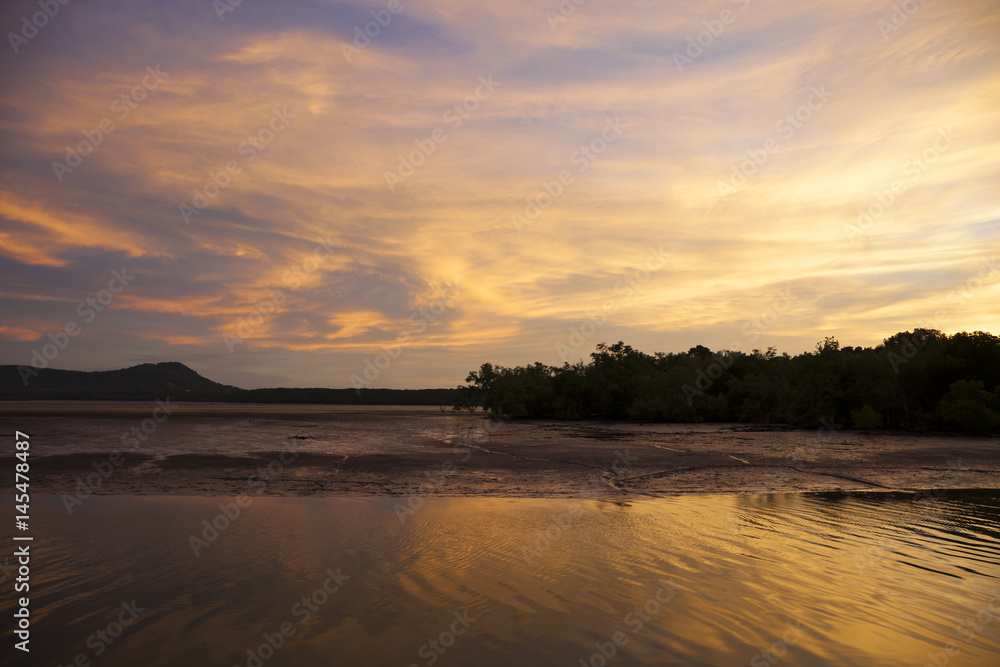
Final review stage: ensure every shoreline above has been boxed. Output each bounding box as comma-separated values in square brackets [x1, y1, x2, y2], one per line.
[14, 489, 1000, 504]
[2, 401, 995, 438]
[3, 404, 998, 498]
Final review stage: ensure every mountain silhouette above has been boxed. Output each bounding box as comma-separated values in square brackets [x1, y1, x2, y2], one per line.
[0, 361, 240, 394]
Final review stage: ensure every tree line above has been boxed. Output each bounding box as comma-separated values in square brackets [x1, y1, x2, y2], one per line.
[453, 330, 1000, 434]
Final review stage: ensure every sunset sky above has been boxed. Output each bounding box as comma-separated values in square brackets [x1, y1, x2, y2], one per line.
[1, 0, 997, 389]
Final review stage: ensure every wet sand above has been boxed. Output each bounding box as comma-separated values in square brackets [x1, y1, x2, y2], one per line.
[2, 402, 999, 497]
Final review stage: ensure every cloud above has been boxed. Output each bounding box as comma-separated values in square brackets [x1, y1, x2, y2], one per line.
[0, 0, 997, 387]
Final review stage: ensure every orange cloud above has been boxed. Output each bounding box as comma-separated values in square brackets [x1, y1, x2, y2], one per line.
[0, 326, 41, 342]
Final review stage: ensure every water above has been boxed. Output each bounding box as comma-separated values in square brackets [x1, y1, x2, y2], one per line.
[5, 491, 998, 666]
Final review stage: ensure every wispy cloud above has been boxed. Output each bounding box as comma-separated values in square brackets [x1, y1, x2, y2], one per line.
[0, 0, 997, 388]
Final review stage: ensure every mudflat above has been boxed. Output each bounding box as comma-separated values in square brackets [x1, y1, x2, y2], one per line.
[2, 402, 998, 498]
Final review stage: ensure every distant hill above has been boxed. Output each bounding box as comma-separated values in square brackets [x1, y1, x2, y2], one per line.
[0, 361, 241, 397]
[0, 362, 459, 405]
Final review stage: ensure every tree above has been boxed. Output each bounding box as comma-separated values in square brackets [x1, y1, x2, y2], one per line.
[935, 380, 1000, 434]
[456, 330, 998, 430]
[850, 405, 883, 429]
[464, 363, 502, 416]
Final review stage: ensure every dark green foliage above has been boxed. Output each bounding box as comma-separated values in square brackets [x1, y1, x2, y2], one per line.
[935, 380, 1000, 434]
[850, 405, 883, 429]
[459, 330, 1000, 433]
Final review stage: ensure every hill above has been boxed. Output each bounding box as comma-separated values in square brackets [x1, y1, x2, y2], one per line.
[0, 362, 458, 405]
[0, 361, 241, 397]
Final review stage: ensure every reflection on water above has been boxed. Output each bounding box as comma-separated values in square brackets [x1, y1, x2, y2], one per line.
[5, 492, 999, 666]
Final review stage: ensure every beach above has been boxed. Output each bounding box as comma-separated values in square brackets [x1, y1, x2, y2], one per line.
[3, 402, 998, 498]
[4, 402, 1000, 666]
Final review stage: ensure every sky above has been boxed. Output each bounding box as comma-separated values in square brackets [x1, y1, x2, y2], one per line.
[0, 0, 998, 390]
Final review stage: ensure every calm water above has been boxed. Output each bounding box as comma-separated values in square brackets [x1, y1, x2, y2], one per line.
[4, 492, 999, 666]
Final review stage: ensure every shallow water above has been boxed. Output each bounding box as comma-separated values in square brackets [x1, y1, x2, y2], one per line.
[4, 491, 999, 666]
